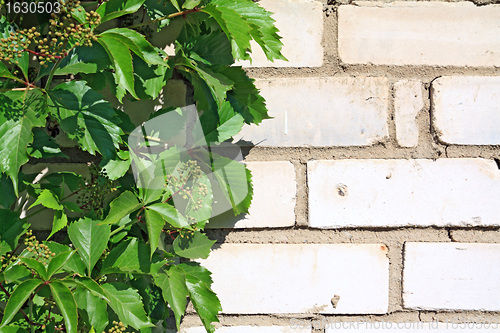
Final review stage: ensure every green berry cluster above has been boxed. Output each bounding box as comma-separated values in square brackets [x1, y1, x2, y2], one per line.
[77, 163, 117, 219]
[0, 252, 17, 271]
[0, 0, 101, 66]
[104, 321, 129, 333]
[0, 30, 28, 64]
[165, 160, 204, 199]
[23, 230, 56, 262]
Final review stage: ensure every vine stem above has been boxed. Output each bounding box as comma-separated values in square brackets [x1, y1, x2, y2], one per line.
[128, 7, 201, 29]
[44, 57, 63, 90]
[24, 49, 64, 60]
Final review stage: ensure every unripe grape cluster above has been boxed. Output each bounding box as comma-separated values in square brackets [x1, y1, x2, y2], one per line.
[0, 0, 101, 65]
[23, 230, 56, 263]
[104, 321, 129, 333]
[77, 163, 117, 219]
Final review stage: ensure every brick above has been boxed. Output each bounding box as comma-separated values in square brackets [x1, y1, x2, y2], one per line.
[338, 2, 500, 67]
[198, 244, 389, 314]
[431, 76, 500, 145]
[208, 161, 296, 228]
[308, 159, 500, 228]
[394, 80, 423, 147]
[403, 242, 500, 311]
[234, 77, 389, 146]
[235, 0, 323, 67]
[325, 322, 500, 332]
[183, 327, 311, 333]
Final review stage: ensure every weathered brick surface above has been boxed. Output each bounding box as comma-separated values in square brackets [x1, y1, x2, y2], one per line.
[308, 159, 500, 228]
[208, 161, 296, 228]
[235, 0, 323, 67]
[431, 76, 500, 145]
[403, 243, 500, 311]
[198, 244, 389, 314]
[394, 80, 424, 147]
[338, 2, 500, 66]
[234, 77, 389, 146]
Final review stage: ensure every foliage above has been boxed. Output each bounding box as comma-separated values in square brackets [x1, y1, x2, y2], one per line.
[0, 0, 285, 331]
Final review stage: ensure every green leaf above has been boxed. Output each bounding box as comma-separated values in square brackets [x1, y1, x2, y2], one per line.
[67, 218, 110, 276]
[62, 201, 83, 213]
[101, 238, 150, 274]
[49, 281, 78, 333]
[3, 265, 31, 283]
[96, 0, 146, 23]
[173, 231, 215, 259]
[0, 175, 16, 209]
[17, 52, 29, 81]
[0, 89, 47, 194]
[190, 33, 233, 66]
[212, 155, 253, 215]
[74, 287, 108, 333]
[220, 66, 270, 124]
[143, 0, 177, 30]
[211, 0, 286, 61]
[46, 250, 75, 279]
[44, 242, 86, 276]
[194, 66, 233, 107]
[154, 266, 188, 329]
[73, 276, 110, 302]
[179, 262, 221, 332]
[202, 4, 253, 60]
[48, 81, 123, 160]
[183, 0, 201, 9]
[29, 189, 63, 210]
[101, 191, 142, 225]
[144, 209, 164, 257]
[28, 128, 68, 159]
[202, 101, 244, 143]
[42, 172, 83, 198]
[133, 56, 173, 100]
[101, 283, 154, 330]
[101, 28, 166, 66]
[0, 210, 28, 256]
[0, 279, 43, 326]
[20, 258, 47, 280]
[97, 35, 138, 100]
[0, 325, 28, 333]
[0, 62, 18, 81]
[55, 44, 111, 76]
[49, 210, 68, 239]
[146, 203, 191, 229]
[101, 151, 131, 181]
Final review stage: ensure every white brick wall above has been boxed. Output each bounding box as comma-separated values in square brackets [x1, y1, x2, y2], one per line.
[235, 77, 389, 146]
[208, 161, 296, 228]
[199, 244, 389, 314]
[431, 76, 500, 145]
[308, 159, 500, 228]
[338, 2, 500, 66]
[394, 80, 424, 148]
[403, 243, 500, 311]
